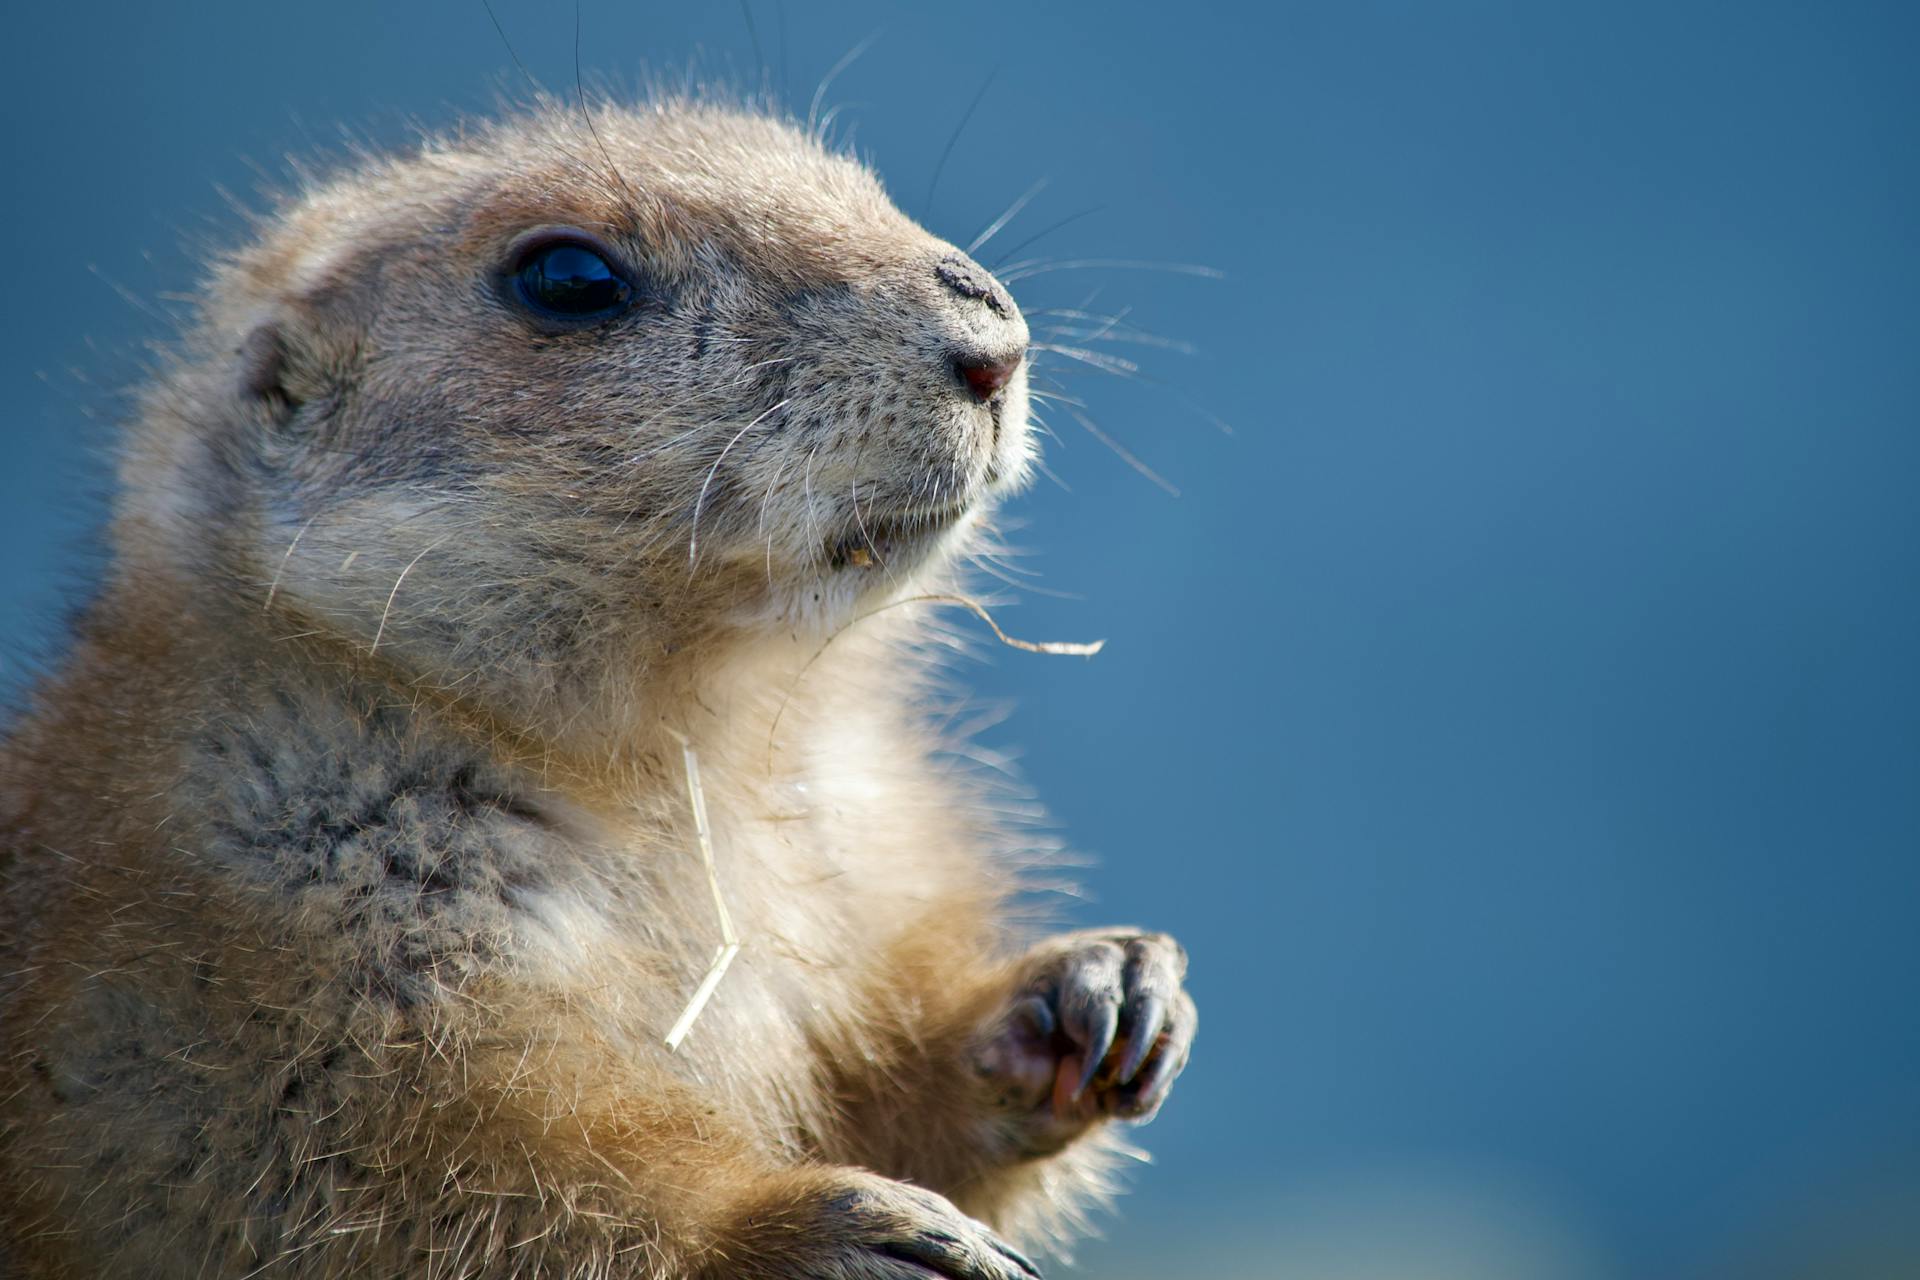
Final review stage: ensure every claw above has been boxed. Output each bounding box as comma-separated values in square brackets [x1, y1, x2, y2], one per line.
[1114, 994, 1165, 1085]
[886, 1226, 1041, 1280]
[1129, 1039, 1186, 1115]
[993, 1237, 1045, 1278]
[999, 931, 1192, 1136]
[1071, 1000, 1118, 1099]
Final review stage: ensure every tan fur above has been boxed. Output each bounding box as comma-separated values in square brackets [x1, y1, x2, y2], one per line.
[0, 95, 1192, 1279]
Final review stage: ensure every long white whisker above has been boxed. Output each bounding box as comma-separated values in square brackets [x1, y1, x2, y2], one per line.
[966, 552, 1085, 600]
[967, 178, 1048, 256]
[800, 445, 823, 560]
[262, 513, 320, 612]
[989, 206, 1106, 270]
[622, 357, 797, 469]
[1065, 406, 1180, 497]
[1075, 303, 1130, 347]
[997, 258, 1225, 284]
[756, 451, 793, 588]
[687, 398, 791, 568]
[370, 533, 456, 656]
[1032, 342, 1142, 378]
[849, 477, 901, 589]
[1037, 324, 1198, 355]
[1036, 351, 1236, 435]
[1032, 456, 1072, 492]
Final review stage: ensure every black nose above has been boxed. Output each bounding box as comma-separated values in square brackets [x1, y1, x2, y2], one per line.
[954, 351, 1024, 402]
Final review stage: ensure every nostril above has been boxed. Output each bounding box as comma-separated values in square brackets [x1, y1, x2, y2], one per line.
[954, 351, 1024, 403]
[936, 254, 1010, 316]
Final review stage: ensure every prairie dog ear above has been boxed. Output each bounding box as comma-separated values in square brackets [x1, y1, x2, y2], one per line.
[236, 320, 294, 417]
[231, 276, 369, 424]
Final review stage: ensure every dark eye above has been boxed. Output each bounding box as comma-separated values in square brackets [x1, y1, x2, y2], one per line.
[512, 240, 633, 321]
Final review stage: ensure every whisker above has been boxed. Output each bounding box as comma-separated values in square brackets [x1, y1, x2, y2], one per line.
[1026, 387, 1084, 407]
[573, 5, 644, 212]
[757, 451, 791, 588]
[1031, 457, 1072, 493]
[808, 34, 880, 136]
[621, 357, 797, 468]
[966, 552, 1086, 600]
[815, 102, 865, 140]
[1034, 317, 1197, 355]
[1064, 302, 1131, 348]
[262, 513, 320, 612]
[480, 0, 621, 208]
[483, 0, 545, 98]
[926, 70, 999, 218]
[1035, 304, 1172, 347]
[687, 398, 791, 568]
[370, 534, 456, 656]
[848, 477, 900, 588]
[799, 444, 823, 557]
[989, 207, 1108, 271]
[966, 177, 1047, 256]
[1025, 406, 1066, 448]
[1038, 356, 1236, 436]
[1032, 342, 1142, 378]
[998, 258, 1225, 284]
[1066, 406, 1180, 497]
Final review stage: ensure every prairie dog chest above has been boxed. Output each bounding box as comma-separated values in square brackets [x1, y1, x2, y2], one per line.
[513, 763, 901, 1072]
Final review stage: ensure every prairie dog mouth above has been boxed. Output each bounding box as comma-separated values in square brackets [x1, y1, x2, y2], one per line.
[827, 501, 970, 570]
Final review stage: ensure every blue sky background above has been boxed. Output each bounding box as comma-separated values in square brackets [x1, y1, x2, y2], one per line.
[3, 3, 1917, 1277]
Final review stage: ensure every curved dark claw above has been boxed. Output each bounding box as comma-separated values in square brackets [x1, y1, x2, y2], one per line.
[1045, 939, 1123, 1099]
[1070, 997, 1119, 1098]
[1115, 992, 1166, 1085]
[880, 1236, 1001, 1280]
[991, 1237, 1046, 1278]
[879, 1228, 1044, 1280]
[881, 1222, 1043, 1279]
[1118, 991, 1197, 1120]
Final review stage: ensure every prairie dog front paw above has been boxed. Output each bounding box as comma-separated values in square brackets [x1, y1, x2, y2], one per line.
[974, 929, 1197, 1153]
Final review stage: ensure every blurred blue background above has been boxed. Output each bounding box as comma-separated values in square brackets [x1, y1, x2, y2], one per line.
[4, 3, 1917, 1276]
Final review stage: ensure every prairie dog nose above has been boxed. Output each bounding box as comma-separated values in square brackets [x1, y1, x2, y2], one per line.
[953, 350, 1025, 402]
[929, 251, 1024, 401]
[934, 252, 1013, 316]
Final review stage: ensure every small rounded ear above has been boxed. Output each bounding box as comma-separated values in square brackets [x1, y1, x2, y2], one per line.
[237, 322, 295, 418]
[233, 284, 366, 426]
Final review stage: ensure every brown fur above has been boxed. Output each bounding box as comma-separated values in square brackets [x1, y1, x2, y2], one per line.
[0, 96, 1194, 1278]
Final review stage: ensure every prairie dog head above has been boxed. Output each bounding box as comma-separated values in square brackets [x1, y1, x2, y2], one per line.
[128, 99, 1033, 703]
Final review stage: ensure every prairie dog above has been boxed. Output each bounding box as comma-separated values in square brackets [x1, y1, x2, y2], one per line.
[0, 96, 1196, 1279]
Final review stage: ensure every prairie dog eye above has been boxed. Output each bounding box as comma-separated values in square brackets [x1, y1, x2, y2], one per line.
[511, 237, 633, 321]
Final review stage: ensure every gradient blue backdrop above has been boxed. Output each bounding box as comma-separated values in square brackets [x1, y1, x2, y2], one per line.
[3, 4, 1917, 1277]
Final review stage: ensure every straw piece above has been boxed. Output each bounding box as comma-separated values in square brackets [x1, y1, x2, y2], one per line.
[907, 593, 1105, 656]
[663, 942, 741, 1052]
[661, 727, 741, 1051]
[765, 593, 1105, 771]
